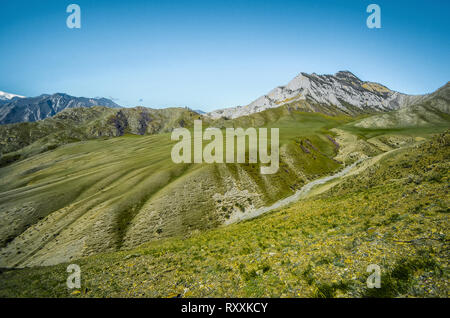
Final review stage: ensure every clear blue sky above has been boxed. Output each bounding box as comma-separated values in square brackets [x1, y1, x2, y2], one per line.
[0, 0, 448, 111]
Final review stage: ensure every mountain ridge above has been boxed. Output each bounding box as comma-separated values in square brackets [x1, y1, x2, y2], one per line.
[0, 93, 121, 125]
[0, 106, 201, 157]
[351, 82, 450, 129]
[208, 71, 430, 119]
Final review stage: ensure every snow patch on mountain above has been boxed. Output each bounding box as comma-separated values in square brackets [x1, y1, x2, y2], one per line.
[0, 90, 25, 100]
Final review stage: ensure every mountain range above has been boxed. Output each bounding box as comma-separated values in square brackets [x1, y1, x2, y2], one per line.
[0, 71, 448, 279]
[0, 93, 121, 125]
[0, 72, 448, 162]
[0, 71, 445, 126]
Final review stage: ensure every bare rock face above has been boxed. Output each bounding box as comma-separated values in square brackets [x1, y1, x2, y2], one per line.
[208, 71, 427, 119]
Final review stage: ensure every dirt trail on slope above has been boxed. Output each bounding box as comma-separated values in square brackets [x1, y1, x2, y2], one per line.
[225, 158, 364, 224]
[303, 144, 407, 198]
[226, 130, 424, 224]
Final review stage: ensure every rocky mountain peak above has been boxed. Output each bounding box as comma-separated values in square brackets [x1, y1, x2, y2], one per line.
[334, 70, 361, 81]
[208, 71, 424, 119]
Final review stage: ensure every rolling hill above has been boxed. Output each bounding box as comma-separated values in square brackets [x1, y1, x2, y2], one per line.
[0, 128, 448, 297]
[0, 107, 353, 268]
[0, 106, 201, 161]
[351, 82, 450, 129]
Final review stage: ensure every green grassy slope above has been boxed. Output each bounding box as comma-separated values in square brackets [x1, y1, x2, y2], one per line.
[0, 106, 201, 162]
[349, 82, 450, 130]
[0, 108, 353, 268]
[1, 131, 448, 298]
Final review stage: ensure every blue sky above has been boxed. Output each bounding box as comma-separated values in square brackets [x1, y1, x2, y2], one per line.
[0, 0, 448, 111]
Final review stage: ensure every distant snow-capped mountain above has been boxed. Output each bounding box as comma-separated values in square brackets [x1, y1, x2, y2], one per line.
[208, 71, 427, 119]
[0, 93, 121, 125]
[0, 90, 25, 100]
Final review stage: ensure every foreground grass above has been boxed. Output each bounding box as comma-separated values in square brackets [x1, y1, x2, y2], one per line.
[0, 132, 448, 297]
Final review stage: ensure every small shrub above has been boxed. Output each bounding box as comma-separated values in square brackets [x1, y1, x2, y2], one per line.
[0, 153, 21, 167]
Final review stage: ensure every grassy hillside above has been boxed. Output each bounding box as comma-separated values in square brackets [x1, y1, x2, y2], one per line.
[0, 131, 448, 297]
[349, 83, 450, 130]
[0, 108, 354, 268]
[0, 106, 201, 163]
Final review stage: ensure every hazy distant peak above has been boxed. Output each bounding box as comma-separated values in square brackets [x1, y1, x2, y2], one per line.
[0, 93, 121, 124]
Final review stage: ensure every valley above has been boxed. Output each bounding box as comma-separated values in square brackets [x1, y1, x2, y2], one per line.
[0, 129, 448, 297]
[0, 108, 351, 268]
